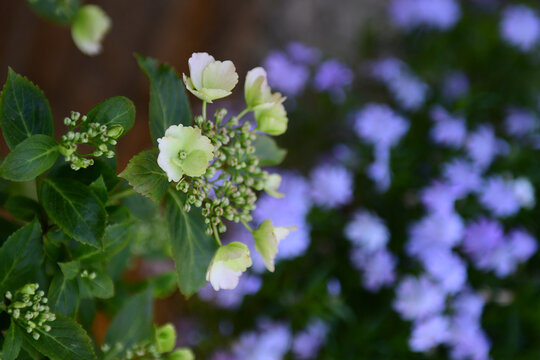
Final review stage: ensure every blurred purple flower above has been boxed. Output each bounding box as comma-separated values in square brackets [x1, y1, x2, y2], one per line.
[407, 212, 464, 256]
[286, 42, 321, 65]
[463, 218, 505, 270]
[354, 103, 410, 148]
[389, 0, 461, 30]
[393, 275, 446, 320]
[442, 158, 483, 198]
[420, 181, 459, 215]
[351, 248, 397, 292]
[448, 315, 491, 360]
[465, 125, 504, 169]
[478, 176, 520, 218]
[292, 319, 329, 359]
[507, 229, 537, 263]
[310, 163, 354, 209]
[344, 210, 389, 251]
[419, 247, 467, 294]
[232, 321, 291, 360]
[442, 70, 470, 101]
[504, 108, 539, 137]
[198, 274, 262, 309]
[452, 290, 485, 322]
[409, 315, 450, 352]
[367, 146, 392, 192]
[430, 106, 467, 148]
[313, 59, 353, 93]
[500, 5, 540, 52]
[264, 51, 310, 97]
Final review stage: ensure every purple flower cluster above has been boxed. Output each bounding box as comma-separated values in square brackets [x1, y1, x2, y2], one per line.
[500, 5, 540, 52]
[389, 0, 461, 31]
[345, 211, 397, 292]
[198, 274, 262, 309]
[292, 319, 329, 359]
[504, 107, 539, 137]
[442, 70, 470, 101]
[354, 103, 409, 191]
[372, 58, 429, 111]
[231, 321, 292, 360]
[430, 106, 467, 148]
[309, 163, 354, 209]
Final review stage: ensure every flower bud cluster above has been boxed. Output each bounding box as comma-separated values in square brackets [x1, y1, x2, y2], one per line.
[2, 283, 55, 341]
[101, 341, 165, 360]
[59, 111, 122, 170]
[178, 109, 270, 236]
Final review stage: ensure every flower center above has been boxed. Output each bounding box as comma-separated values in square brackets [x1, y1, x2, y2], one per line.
[178, 150, 188, 160]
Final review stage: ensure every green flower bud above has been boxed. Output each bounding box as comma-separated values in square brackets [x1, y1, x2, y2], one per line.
[264, 174, 285, 198]
[206, 242, 252, 291]
[71, 5, 111, 56]
[245, 67, 285, 110]
[254, 102, 288, 136]
[165, 348, 195, 360]
[106, 125, 124, 139]
[155, 323, 177, 354]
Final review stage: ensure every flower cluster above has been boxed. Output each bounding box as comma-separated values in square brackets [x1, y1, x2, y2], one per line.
[1, 283, 55, 341]
[157, 53, 295, 291]
[59, 110, 122, 170]
[389, 0, 461, 30]
[500, 5, 540, 52]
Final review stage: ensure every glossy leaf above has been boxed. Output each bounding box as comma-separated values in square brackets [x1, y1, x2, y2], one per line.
[58, 260, 80, 280]
[48, 274, 79, 317]
[2, 319, 22, 360]
[40, 178, 106, 248]
[25, 0, 81, 24]
[0, 68, 53, 149]
[0, 219, 43, 294]
[86, 96, 135, 134]
[165, 190, 218, 297]
[119, 149, 169, 201]
[0, 135, 59, 181]
[253, 135, 287, 166]
[136, 54, 191, 145]
[79, 271, 114, 299]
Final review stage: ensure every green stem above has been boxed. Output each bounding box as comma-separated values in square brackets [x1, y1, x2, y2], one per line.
[107, 187, 136, 205]
[235, 108, 250, 122]
[212, 224, 222, 246]
[241, 219, 253, 232]
[202, 101, 207, 121]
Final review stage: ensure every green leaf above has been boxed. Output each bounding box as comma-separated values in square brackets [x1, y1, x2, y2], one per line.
[253, 135, 287, 166]
[119, 149, 169, 201]
[20, 313, 97, 360]
[86, 96, 135, 135]
[78, 271, 114, 299]
[72, 222, 132, 261]
[165, 190, 218, 297]
[40, 178, 106, 248]
[58, 260, 80, 280]
[151, 271, 178, 299]
[89, 176, 108, 204]
[0, 135, 59, 181]
[0, 68, 54, 150]
[25, 0, 81, 24]
[47, 274, 79, 317]
[4, 195, 42, 222]
[103, 287, 153, 359]
[136, 54, 191, 145]
[0, 219, 43, 294]
[2, 319, 22, 360]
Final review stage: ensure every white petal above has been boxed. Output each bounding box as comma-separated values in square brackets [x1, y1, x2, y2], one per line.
[202, 60, 238, 92]
[245, 67, 267, 89]
[209, 262, 241, 290]
[273, 226, 297, 243]
[188, 52, 215, 90]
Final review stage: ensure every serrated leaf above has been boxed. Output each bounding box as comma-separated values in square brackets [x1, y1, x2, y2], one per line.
[0, 135, 59, 181]
[4, 195, 42, 221]
[78, 271, 114, 299]
[253, 135, 287, 166]
[58, 260, 80, 280]
[2, 319, 22, 360]
[72, 222, 132, 261]
[89, 176, 108, 204]
[20, 313, 97, 360]
[0, 219, 43, 294]
[136, 54, 191, 145]
[103, 287, 153, 360]
[47, 274, 79, 317]
[119, 149, 169, 201]
[0, 68, 54, 150]
[86, 96, 135, 134]
[165, 190, 218, 297]
[40, 178, 106, 248]
[25, 0, 81, 24]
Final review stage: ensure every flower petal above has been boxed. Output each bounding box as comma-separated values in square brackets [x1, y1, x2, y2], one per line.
[188, 52, 215, 90]
[202, 60, 239, 93]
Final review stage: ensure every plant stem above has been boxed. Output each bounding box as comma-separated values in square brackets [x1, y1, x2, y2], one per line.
[212, 224, 222, 246]
[202, 101, 207, 121]
[241, 219, 253, 232]
[235, 108, 250, 122]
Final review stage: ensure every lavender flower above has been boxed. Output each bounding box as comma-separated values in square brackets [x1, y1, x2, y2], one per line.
[292, 319, 329, 359]
[344, 210, 389, 251]
[351, 248, 397, 292]
[452, 290, 485, 322]
[419, 247, 467, 294]
[504, 108, 539, 137]
[442, 158, 483, 198]
[367, 146, 392, 192]
[507, 229, 538, 263]
[310, 163, 354, 209]
[409, 315, 451, 352]
[232, 321, 291, 360]
[407, 212, 464, 256]
[463, 218, 505, 270]
[500, 5, 540, 52]
[430, 106, 467, 148]
[448, 315, 491, 360]
[465, 125, 504, 169]
[393, 275, 446, 320]
[442, 70, 470, 101]
[389, 0, 461, 31]
[479, 176, 520, 218]
[354, 103, 410, 148]
[313, 59, 353, 93]
[286, 42, 321, 65]
[513, 177, 536, 209]
[420, 181, 459, 215]
[198, 274, 262, 309]
[264, 51, 310, 97]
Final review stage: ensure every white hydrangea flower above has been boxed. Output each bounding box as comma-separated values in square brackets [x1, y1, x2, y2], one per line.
[245, 67, 285, 110]
[157, 124, 214, 182]
[253, 219, 296, 272]
[254, 102, 288, 136]
[71, 5, 111, 56]
[183, 52, 238, 103]
[206, 242, 252, 291]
